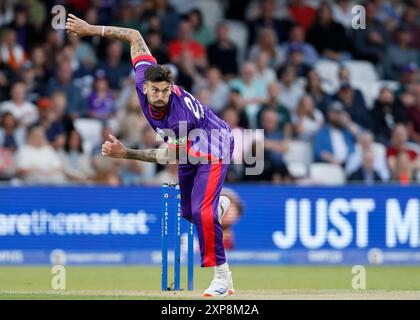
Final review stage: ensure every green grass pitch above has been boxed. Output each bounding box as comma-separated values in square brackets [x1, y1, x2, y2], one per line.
[0, 266, 419, 300]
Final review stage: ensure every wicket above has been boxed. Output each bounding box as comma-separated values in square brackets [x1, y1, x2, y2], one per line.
[161, 183, 194, 291]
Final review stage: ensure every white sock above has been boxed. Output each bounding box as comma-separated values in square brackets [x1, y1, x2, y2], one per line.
[215, 262, 230, 278]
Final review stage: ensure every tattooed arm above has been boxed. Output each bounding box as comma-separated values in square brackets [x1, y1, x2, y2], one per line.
[66, 13, 150, 60]
[101, 134, 174, 163]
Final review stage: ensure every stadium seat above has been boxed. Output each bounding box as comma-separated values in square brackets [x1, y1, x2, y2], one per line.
[314, 59, 340, 94]
[225, 20, 249, 64]
[286, 162, 308, 178]
[343, 60, 379, 85]
[309, 163, 347, 185]
[283, 140, 313, 166]
[73, 118, 103, 155]
[195, 0, 224, 30]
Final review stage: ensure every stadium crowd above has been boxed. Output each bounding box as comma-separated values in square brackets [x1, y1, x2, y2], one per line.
[0, 0, 419, 186]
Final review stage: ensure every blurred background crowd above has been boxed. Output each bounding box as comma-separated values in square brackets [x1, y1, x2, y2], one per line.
[0, 0, 419, 186]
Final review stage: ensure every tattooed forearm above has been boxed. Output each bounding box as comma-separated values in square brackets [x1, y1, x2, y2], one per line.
[125, 148, 160, 162]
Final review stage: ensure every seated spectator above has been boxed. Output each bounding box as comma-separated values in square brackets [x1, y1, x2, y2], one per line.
[0, 111, 25, 151]
[189, 8, 214, 47]
[313, 101, 357, 166]
[193, 67, 229, 114]
[87, 69, 116, 120]
[346, 131, 390, 182]
[145, 30, 170, 65]
[383, 27, 419, 80]
[68, 33, 98, 72]
[400, 5, 420, 49]
[333, 81, 372, 130]
[253, 51, 276, 90]
[372, 87, 407, 145]
[406, 83, 420, 143]
[305, 69, 333, 115]
[288, 0, 316, 32]
[223, 88, 250, 129]
[60, 129, 94, 183]
[277, 65, 305, 114]
[391, 151, 416, 185]
[46, 61, 86, 119]
[348, 150, 383, 185]
[332, 0, 356, 31]
[168, 18, 207, 70]
[247, 0, 294, 46]
[386, 124, 419, 175]
[257, 81, 292, 138]
[30, 45, 50, 86]
[352, 2, 389, 63]
[97, 40, 131, 91]
[229, 62, 268, 128]
[284, 44, 311, 78]
[280, 25, 319, 66]
[293, 94, 324, 141]
[249, 27, 285, 70]
[0, 28, 28, 71]
[307, 3, 349, 62]
[36, 97, 66, 151]
[395, 63, 419, 98]
[0, 81, 38, 128]
[15, 126, 67, 184]
[207, 22, 239, 77]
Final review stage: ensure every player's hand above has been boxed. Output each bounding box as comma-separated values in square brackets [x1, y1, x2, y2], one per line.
[102, 134, 127, 159]
[66, 14, 92, 37]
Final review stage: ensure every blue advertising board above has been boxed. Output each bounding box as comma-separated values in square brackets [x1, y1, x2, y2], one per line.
[0, 185, 419, 265]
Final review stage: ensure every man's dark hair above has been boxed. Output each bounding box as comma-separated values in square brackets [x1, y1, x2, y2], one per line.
[144, 65, 172, 82]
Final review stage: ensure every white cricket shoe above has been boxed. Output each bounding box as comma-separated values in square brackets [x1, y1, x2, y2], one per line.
[218, 196, 231, 223]
[203, 272, 234, 297]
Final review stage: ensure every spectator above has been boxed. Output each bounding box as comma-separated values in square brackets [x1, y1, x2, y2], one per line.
[257, 109, 291, 182]
[0, 1, 14, 28]
[207, 22, 238, 77]
[36, 97, 66, 151]
[253, 51, 276, 90]
[346, 130, 390, 182]
[30, 45, 50, 86]
[348, 150, 383, 184]
[0, 81, 38, 128]
[46, 61, 86, 119]
[305, 69, 333, 115]
[224, 88, 250, 129]
[0, 111, 25, 152]
[97, 40, 131, 91]
[257, 81, 292, 138]
[150, 164, 179, 185]
[60, 129, 94, 183]
[229, 62, 268, 128]
[406, 83, 420, 143]
[333, 81, 372, 130]
[168, 18, 207, 70]
[372, 87, 407, 145]
[280, 25, 319, 66]
[383, 27, 419, 80]
[68, 33, 98, 72]
[249, 27, 285, 70]
[220, 188, 244, 249]
[87, 69, 116, 120]
[189, 8, 214, 47]
[145, 30, 170, 65]
[7, 4, 37, 51]
[306, 3, 349, 62]
[313, 101, 357, 166]
[352, 1, 390, 63]
[277, 65, 305, 114]
[293, 94, 324, 141]
[400, 5, 420, 49]
[0, 28, 28, 71]
[15, 126, 67, 184]
[391, 151, 416, 185]
[332, 0, 356, 31]
[284, 44, 311, 78]
[386, 124, 419, 175]
[193, 67, 229, 114]
[396, 63, 419, 97]
[248, 0, 294, 46]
